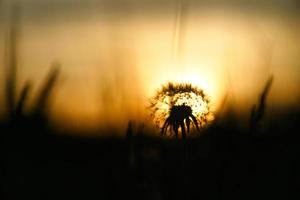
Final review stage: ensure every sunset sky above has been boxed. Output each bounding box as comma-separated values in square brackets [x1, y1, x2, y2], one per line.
[0, 0, 299, 132]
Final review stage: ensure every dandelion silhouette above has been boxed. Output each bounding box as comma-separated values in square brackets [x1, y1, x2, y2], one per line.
[149, 82, 213, 138]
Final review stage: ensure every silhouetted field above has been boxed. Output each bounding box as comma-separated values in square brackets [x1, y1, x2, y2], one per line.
[1, 109, 300, 200]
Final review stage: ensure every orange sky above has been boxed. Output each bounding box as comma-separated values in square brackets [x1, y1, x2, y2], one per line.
[0, 0, 300, 133]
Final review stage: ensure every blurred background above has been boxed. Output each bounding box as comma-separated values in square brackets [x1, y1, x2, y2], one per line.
[0, 0, 299, 134]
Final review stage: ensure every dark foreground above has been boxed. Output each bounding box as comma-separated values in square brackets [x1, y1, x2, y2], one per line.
[1, 117, 300, 200]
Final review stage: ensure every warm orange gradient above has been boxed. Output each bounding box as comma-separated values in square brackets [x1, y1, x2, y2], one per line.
[0, 3, 300, 133]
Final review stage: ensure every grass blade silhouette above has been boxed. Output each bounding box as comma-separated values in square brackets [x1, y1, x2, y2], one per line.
[250, 75, 274, 133]
[15, 82, 31, 119]
[5, 7, 20, 119]
[33, 65, 60, 115]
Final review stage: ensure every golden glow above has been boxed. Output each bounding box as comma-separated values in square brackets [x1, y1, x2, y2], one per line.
[0, 4, 300, 133]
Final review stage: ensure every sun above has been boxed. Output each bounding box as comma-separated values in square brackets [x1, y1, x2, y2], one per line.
[149, 82, 214, 136]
